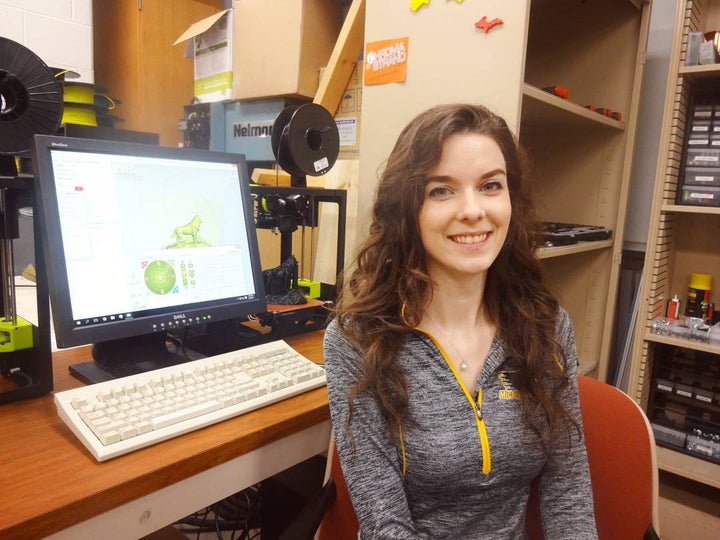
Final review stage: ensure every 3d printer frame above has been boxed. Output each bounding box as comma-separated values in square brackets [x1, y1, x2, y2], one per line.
[251, 184, 347, 300]
[0, 175, 53, 403]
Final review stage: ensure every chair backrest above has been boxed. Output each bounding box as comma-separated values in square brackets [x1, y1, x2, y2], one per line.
[319, 376, 660, 539]
[527, 375, 660, 538]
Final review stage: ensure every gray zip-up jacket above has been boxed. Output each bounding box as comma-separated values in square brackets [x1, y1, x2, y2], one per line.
[324, 308, 598, 539]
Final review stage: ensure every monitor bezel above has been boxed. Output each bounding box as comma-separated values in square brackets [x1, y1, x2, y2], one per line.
[32, 134, 267, 350]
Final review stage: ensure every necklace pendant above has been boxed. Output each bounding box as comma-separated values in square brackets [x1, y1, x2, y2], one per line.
[460, 360, 468, 370]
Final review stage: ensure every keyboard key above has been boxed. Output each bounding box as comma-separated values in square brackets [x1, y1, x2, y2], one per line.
[151, 400, 222, 430]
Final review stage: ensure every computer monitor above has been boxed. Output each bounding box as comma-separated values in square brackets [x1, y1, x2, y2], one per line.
[31, 134, 267, 383]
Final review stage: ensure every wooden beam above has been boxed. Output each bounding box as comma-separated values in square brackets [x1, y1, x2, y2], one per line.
[314, 0, 365, 114]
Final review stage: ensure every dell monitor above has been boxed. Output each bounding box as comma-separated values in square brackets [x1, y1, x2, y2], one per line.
[32, 135, 267, 383]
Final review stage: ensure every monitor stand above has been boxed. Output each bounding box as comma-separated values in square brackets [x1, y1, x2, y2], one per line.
[69, 332, 204, 384]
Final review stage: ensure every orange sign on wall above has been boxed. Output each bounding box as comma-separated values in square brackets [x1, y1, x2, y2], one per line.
[364, 37, 409, 86]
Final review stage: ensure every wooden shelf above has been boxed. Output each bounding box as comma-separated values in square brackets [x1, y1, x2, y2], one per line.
[644, 332, 720, 355]
[661, 204, 720, 215]
[522, 84, 626, 131]
[531, 0, 643, 12]
[679, 63, 720, 80]
[535, 239, 613, 260]
[657, 445, 720, 489]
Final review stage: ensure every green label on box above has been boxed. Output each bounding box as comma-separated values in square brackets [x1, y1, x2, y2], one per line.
[195, 71, 233, 96]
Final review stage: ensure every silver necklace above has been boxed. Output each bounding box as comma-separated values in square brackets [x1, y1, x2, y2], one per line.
[425, 312, 469, 370]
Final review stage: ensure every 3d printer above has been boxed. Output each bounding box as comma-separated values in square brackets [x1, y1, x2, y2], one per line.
[183, 102, 346, 356]
[0, 37, 60, 403]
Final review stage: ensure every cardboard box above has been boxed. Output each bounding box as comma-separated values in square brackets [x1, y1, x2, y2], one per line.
[320, 61, 362, 160]
[176, 0, 341, 103]
[175, 10, 234, 102]
[251, 168, 291, 186]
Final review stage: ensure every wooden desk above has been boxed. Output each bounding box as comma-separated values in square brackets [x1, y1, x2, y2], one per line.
[0, 331, 330, 539]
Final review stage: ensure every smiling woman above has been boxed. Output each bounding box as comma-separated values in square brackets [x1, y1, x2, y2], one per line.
[417, 132, 512, 389]
[323, 103, 599, 539]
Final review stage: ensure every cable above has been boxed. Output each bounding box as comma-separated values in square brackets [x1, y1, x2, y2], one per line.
[1, 367, 33, 387]
[174, 484, 262, 538]
[165, 333, 192, 359]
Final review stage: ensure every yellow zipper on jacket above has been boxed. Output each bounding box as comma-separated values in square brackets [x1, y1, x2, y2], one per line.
[423, 331, 492, 474]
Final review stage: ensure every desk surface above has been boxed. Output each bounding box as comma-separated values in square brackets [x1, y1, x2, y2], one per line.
[0, 331, 329, 539]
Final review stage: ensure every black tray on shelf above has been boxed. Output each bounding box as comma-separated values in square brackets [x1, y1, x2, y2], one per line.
[541, 222, 612, 247]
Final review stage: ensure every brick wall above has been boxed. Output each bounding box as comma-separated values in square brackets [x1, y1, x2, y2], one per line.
[0, 0, 93, 81]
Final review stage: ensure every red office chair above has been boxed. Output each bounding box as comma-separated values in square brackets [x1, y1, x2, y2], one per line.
[281, 375, 660, 539]
[526, 375, 660, 539]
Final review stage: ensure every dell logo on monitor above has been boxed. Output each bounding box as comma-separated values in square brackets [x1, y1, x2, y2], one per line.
[173, 314, 187, 320]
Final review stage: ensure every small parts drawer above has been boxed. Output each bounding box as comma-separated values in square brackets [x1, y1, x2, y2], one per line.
[686, 148, 720, 167]
[684, 166, 720, 186]
[679, 185, 720, 207]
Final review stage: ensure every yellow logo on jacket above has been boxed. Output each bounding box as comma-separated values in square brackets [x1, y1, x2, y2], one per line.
[497, 370, 521, 399]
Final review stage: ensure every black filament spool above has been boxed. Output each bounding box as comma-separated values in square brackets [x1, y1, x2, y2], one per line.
[271, 103, 339, 187]
[0, 37, 64, 155]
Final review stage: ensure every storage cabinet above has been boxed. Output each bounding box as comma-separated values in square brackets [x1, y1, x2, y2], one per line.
[646, 344, 720, 460]
[629, 0, 720, 489]
[521, 0, 650, 379]
[92, 0, 222, 146]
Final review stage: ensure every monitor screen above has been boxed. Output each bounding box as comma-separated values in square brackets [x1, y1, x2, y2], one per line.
[32, 135, 266, 383]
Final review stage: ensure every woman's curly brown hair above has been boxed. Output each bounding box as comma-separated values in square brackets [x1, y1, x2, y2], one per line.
[334, 103, 576, 454]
